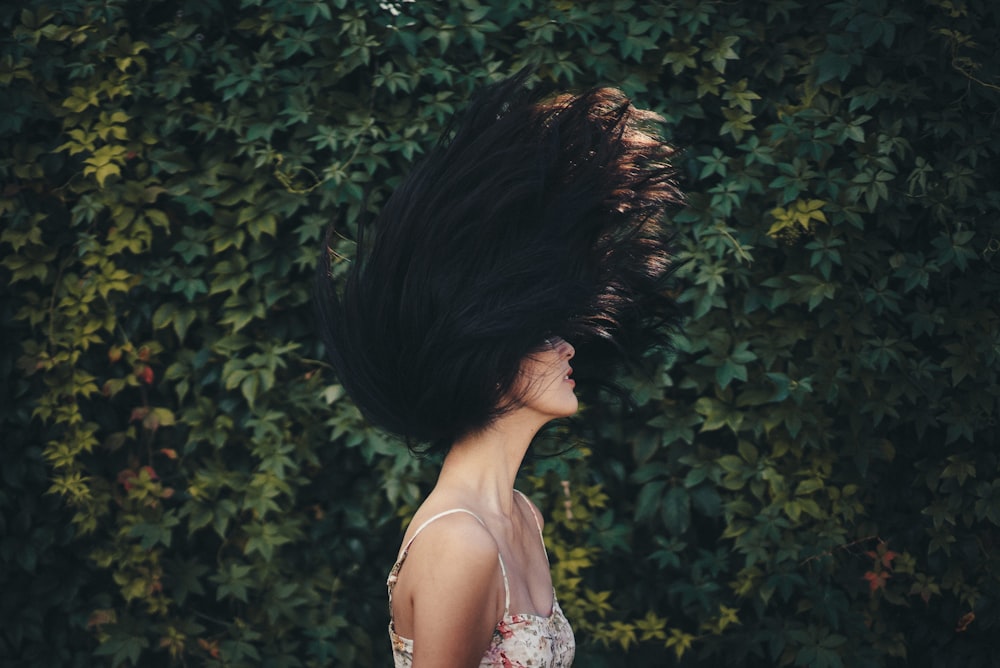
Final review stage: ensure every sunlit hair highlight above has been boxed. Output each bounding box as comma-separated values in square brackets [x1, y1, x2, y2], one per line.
[315, 74, 682, 453]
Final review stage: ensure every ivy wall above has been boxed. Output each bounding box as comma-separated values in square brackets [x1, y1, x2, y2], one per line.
[2, 0, 999, 666]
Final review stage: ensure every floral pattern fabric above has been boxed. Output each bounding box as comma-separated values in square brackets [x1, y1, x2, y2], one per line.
[389, 595, 575, 668]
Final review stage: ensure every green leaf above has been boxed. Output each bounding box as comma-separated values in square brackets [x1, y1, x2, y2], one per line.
[635, 480, 666, 523]
[213, 563, 253, 602]
[691, 485, 722, 518]
[128, 511, 180, 548]
[94, 629, 149, 668]
[662, 487, 691, 535]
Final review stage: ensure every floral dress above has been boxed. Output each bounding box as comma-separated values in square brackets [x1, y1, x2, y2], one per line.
[387, 493, 575, 667]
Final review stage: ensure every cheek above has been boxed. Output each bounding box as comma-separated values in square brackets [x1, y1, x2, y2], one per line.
[512, 355, 568, 404]
[516, 353, 558, 386]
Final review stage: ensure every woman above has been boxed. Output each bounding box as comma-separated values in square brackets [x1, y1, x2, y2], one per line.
[316, 73, 681, 667]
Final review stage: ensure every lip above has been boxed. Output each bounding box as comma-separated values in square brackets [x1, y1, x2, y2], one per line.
[565, 367, 575, 386]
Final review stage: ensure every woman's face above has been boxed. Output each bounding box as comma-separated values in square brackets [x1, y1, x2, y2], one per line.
[515, 336, 578, 419]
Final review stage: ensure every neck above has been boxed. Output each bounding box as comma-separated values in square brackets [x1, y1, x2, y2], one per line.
[436, 409, 548, 517]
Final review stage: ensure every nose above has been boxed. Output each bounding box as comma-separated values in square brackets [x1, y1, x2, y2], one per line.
[549, 336, 574, 359]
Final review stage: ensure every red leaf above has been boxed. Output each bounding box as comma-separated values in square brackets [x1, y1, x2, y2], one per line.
[863, 570, 890, 592]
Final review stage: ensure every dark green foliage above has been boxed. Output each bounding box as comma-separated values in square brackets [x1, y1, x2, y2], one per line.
[2, 0, 998, 666]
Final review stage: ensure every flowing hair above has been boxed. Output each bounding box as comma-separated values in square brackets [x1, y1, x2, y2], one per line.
[315, 73, 683, 453]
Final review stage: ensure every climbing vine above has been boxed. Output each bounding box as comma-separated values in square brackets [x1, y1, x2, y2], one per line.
[2, 1, 999, 666]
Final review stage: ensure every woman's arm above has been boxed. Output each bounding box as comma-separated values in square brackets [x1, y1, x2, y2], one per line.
[401, 514, 505, 668]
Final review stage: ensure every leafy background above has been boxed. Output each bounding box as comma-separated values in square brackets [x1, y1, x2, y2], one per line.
[2, 0, 999, 666]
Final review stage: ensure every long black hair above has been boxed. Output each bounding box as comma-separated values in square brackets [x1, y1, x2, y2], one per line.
[315, 73, 682, 453]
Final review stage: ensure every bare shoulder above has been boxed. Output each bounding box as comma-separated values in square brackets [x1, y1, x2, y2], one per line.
[398, 509, 503, 604]
[405, 509, 499, 561]
[394, 506, 503, 589]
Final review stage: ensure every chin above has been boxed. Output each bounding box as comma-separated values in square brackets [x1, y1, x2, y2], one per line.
[556, 398, 579, 418]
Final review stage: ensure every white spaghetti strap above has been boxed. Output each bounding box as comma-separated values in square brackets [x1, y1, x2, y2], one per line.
[387, 508, 511, 617]
[397, 508, 487, 560]
[513, 489, 549, 563]
[497, 551, 511, 615]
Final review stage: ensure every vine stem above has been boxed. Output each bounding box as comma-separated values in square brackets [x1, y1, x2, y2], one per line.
[800, 534, 880, 565]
